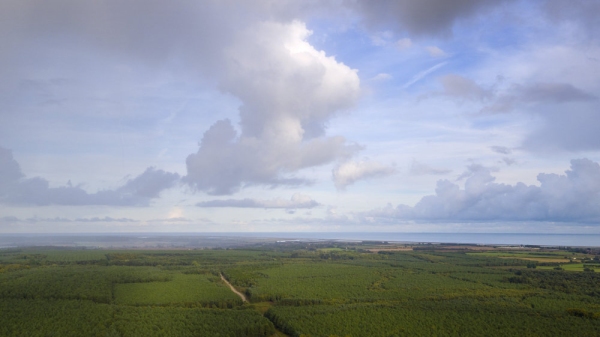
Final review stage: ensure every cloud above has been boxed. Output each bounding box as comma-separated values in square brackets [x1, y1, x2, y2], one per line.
[184, 21, 361, 194]
[0, 2, 362, 195]
[352, 0, 512, 37]
[396, 38, 412, 50]
[2, 216, 138, 223]
[480, 82, 598, 152]
[481, 82, 596, 114]
[74, 217, 138, 223]
[371, 73, 393, 81]
[403, 62, 448, 89]
[364, 158, 600, 223]
[333, 160, 396, 190]
[0, 147, 179, 206]
[196, 193, 319, 209]
[147, 217, 192, 223]
[426, 46, 447, 58]
[502, 157, 517, 166]
[437, 74, 491, 101]
[409, 160, 452, 176]
[518, 82, 596, 103]
[543, 0, 600, 36]
[490, 146, 512, 155]
[432, 76, 599, 152]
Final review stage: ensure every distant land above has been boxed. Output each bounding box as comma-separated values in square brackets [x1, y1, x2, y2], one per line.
[2, 232, 599, 249]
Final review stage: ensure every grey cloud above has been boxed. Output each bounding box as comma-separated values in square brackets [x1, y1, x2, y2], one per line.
[518, 82, 596, 103]
[2, 216, 137, 223]
[437, 78, 595, 113]
[352, 0, 512, 37]
[26, 217, 72, 223]
[184, 119, 357, 195]
[543, 0, 600, 35]
[482, 82, 596, 114]
[74, 217, 138, 223]
[436, 78, 599, 152]
[409, 160, 452, 176]
[365, 158, 600, 223]
[197, 193, 320, 209]
[0, 147, 179, 206]
[490, 146, 512, 155]
[522, 107, 600, 152]
[119, 167, 181, 199]
[438, 74, 491, 101]
[148, 217, 192, 223]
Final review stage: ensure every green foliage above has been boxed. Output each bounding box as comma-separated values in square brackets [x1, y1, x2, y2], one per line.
[0, 299, 114, 337]
[2, 246, 600, 336]
[266, 299, 600, 337]
[112, 306, 275, 337]
[114, 273, 241, 307]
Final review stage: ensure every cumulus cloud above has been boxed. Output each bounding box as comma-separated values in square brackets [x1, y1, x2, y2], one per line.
[365, 158, 600, 223]
[333, 160, 396, 190]
[0, 147, 179, 206]
[409, 160, 452, 176]
[196, 193, 319, 209]
[184, 21, 360, 194]
[0, 2, 362, 195]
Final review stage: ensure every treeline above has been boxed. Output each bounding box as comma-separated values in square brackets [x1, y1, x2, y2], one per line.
[265, 299, 600, 337]
[0, 266, 171, 303]
[507, 269, 600, 296]
[0, 298, 275, 337]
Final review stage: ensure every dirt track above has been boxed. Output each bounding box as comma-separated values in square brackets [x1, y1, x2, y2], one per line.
[220, 274, 247, 302]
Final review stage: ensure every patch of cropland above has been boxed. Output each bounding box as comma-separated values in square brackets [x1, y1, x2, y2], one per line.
[0, 242, 599, 336]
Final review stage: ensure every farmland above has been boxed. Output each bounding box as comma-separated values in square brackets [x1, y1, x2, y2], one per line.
[1, 242, 599, 336]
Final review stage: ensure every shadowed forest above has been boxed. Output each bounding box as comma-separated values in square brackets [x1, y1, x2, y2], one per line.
[1, 241, 599, 336]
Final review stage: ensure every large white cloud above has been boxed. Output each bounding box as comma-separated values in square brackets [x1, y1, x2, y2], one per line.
[184, 21, 360, 194]
[365, 158, 600, 223]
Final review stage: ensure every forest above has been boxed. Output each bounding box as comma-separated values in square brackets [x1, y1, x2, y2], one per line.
[0, 241, 599, 336]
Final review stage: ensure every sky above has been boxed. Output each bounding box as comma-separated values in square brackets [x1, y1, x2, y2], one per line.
[1, 0, 600, 234]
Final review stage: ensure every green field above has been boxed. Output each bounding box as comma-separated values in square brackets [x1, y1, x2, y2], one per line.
[1, 243, 599, 336]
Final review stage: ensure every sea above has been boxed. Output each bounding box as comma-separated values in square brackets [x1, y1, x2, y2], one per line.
[1, 232, 598, 248]
[226, 232, 600, 247]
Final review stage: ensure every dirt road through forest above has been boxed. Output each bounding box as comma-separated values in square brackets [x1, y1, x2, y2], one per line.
[220, 274, 247, 302]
